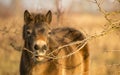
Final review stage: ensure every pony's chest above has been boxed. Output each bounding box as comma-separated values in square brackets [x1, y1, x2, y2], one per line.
[31, 63, 48, 75]
[31, 62, 58, 75]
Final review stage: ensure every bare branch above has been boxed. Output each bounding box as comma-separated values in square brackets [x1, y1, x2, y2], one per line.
[94, 0, 112, 23]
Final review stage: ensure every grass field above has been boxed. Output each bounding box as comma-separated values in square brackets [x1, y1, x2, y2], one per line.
[0, 12, 120, 75]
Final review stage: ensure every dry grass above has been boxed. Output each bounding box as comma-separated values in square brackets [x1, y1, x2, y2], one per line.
[0, 12, 120, 75]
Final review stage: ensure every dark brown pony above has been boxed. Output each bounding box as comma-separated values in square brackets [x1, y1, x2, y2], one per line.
[20, 10, 89, 75]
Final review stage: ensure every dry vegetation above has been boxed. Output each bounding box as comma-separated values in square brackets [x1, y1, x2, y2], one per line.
[0, 0, 120, 75]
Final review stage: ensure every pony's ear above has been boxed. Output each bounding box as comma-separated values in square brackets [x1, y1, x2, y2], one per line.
[24, 10, 32, 23]
[46, 10, 52, 24]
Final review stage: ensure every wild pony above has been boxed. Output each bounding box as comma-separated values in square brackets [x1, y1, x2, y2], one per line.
[20, 10, 89, 75]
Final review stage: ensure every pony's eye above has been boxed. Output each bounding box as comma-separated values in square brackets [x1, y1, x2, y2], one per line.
[26, 30, 32, 36]
[39, 28, 45, 33]
[48, 30, 52, 35]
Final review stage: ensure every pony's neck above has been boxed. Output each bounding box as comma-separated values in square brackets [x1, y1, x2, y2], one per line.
[48, 37, 59, 49]
[24, 40, 32, 50]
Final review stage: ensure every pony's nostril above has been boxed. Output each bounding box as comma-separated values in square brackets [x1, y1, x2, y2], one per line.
[35, 56, 39, 58]
[42, 45, 47, 50]
[34, 44, 40, 50]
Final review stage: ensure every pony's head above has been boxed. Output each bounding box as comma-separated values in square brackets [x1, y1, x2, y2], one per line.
[23, 10, 52, 62]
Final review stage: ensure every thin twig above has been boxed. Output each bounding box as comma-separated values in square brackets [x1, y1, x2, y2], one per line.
[51, 41, 87, 59]
[47, 39, 87, 56]
[94, 0, 112, 23]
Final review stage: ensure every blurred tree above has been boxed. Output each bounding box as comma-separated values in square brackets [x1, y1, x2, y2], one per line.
[56, 0, 64, 25]
[117, 0, 120, 3]
[0, 0, 21, 18]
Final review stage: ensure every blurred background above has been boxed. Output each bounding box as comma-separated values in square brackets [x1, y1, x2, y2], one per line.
[0, 0, 120, 75]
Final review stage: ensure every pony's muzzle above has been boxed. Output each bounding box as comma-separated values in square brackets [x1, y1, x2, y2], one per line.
[33, 40, 48, 61]
[33, 40, 48, 51]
